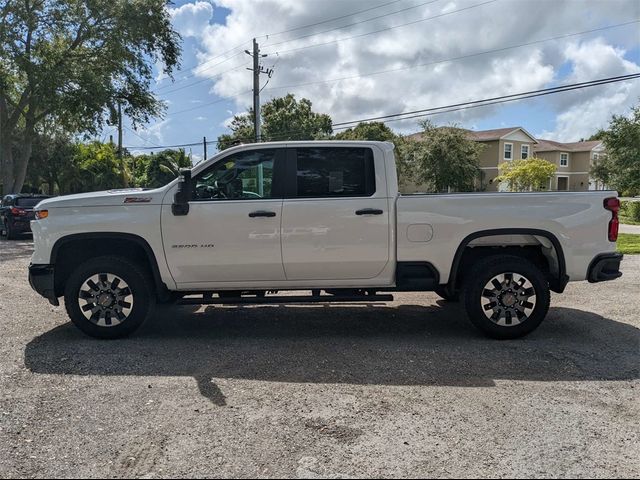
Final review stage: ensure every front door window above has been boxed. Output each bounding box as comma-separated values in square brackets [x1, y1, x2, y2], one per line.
[194, 149, 278, 201]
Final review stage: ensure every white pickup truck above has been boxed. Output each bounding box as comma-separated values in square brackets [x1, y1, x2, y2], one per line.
[28, 141, 623, 339]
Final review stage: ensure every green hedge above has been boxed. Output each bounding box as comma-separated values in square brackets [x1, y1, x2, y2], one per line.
[621, 200, 640, 222]
[628, 202, 640, 222]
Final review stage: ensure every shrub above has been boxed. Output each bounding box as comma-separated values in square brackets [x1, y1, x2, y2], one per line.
[627, 201, 640, 222]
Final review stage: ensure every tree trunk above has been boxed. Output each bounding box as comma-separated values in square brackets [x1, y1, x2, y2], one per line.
[0, 94, 17, 194]
[13, 114, 35, 194]
[0, 130, 15, 194]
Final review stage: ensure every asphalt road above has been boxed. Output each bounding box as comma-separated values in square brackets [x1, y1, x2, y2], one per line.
[0, 238, 638, 478]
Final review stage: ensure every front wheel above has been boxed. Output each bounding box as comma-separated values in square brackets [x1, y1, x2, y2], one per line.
[463, 255, 550, 339]
[64, 256, 154, 339]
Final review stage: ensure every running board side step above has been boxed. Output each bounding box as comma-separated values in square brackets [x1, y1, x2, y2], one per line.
[177, 293, 394, 306]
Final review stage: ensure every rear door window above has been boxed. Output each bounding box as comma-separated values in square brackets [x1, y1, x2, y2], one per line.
[294, 147, 375, 198]
[15, 198, 42, 208]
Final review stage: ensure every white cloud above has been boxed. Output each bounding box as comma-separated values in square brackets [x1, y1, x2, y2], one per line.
[538, 38, 640, 141]
[133, 119, 171, 145]
[173, 0, 640, 137]
[169, 1, 214, 38]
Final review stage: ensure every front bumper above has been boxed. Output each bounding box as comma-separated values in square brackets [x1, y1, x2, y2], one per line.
[28, 264, 59, 306]
[587, 253, 623, 283]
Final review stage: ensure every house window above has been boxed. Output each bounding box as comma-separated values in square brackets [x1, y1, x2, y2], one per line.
[504, 143, 513, 160]
[521, 145, 529, 159]
[593, 153, 599, 161]
[560, 153, 569, 167]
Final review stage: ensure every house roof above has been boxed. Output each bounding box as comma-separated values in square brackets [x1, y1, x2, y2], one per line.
[535, 139, 602, 152]
[407, 126, 538, 143]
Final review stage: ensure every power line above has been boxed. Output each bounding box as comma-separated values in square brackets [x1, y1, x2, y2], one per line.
[262, 0, 498, 56]
[260, 20, 640, 94]
[164, 20, 637, 118]
[239, 74, 640, 139]
[125, 73, 640, 149]
[156, 51, 245, 92]
[123, 126, 162, 148]
[334, 73, 640, 128]
[168, 89, 253, 116]
[263, 0, 442, 49]
[259, 0, 405, 40]
[155, 0, 497, 104]
[154, 1, 407, 92]
[159, 62, 250, 95]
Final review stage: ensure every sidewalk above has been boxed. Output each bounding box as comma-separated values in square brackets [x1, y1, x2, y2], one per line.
[620, 224, 640, 234]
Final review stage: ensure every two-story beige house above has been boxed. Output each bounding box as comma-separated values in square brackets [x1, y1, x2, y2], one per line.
[405, 126, 605, 193]
[533, 139, 605, 191]
[465, 127, 538, 192]
[405, 126, 538, 192]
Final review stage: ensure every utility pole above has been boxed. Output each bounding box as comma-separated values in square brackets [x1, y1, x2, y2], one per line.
[117, 102, 123, 158]
[246, 39, 273, 143]
[117, 102, 128, 187]
[252, 39, 260, 142]
[203, 136, 207, 161]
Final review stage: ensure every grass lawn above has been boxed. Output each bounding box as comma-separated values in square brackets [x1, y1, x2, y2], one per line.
[617, 233, 640, 254]
[620, 215, 640, 226]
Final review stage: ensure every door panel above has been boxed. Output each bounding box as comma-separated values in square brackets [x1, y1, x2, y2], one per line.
[280, 146, 390, 281]
[161, 147, 286, 285]
[281, 197, 390, 280]
[161, 200, 284, 284]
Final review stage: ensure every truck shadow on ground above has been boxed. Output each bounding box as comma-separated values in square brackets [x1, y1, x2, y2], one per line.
[24, 302, 640, 406]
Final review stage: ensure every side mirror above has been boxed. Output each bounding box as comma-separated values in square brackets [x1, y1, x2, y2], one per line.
[172, 169, 192, 216]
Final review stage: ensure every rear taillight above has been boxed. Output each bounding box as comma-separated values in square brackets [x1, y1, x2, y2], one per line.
[604, 197, 620, 242]
[10, 207, 27, 216]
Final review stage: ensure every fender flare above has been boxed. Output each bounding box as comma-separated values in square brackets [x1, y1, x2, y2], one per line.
[51, 232, 169, 298]
[447, 228, 569, 293]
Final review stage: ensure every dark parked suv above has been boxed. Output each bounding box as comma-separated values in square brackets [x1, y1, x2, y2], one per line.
[0, 194, 50, 239]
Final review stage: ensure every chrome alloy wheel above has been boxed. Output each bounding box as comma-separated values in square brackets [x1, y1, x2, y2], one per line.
[480, 272, 536, 327]
[78, 273, 134, 327]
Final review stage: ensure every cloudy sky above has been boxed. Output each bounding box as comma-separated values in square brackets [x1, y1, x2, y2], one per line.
[119, 0, 640, 159]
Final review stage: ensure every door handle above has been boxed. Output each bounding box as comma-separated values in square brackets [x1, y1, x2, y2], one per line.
[249, 210, 277, 218]
[355, 208, 384, 216]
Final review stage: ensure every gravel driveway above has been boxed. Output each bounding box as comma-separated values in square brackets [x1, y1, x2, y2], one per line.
[0, 239, 638, 478]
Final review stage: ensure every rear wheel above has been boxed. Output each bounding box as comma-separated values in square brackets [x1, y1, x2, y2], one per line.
[463, 255, 550, 339]
[64, 256, 154, 339]
[5, 221, 17, 240]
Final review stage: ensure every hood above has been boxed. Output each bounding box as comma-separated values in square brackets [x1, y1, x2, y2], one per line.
[36, 187, 171, 209]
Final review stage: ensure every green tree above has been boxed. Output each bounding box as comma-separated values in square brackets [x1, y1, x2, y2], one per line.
[407, 121, 483, 192]
[0, 0, 181, 194]
[589, 155, 614, 191]
[24, 130, 77, 195]
[144, 149, 191, 188]
[334, 122, 397, 142]
[217, 94, 332, 149]
[599, 104, 640, 195]
[495, 158, 557, 192]
[73, 142, 124, 192]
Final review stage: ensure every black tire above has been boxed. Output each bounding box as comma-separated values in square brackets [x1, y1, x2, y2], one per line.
[434, 286, 460, 302]
[64, 256, 154, 339]
[5, 221, 17, 240]
[462, 255, 550, 339]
